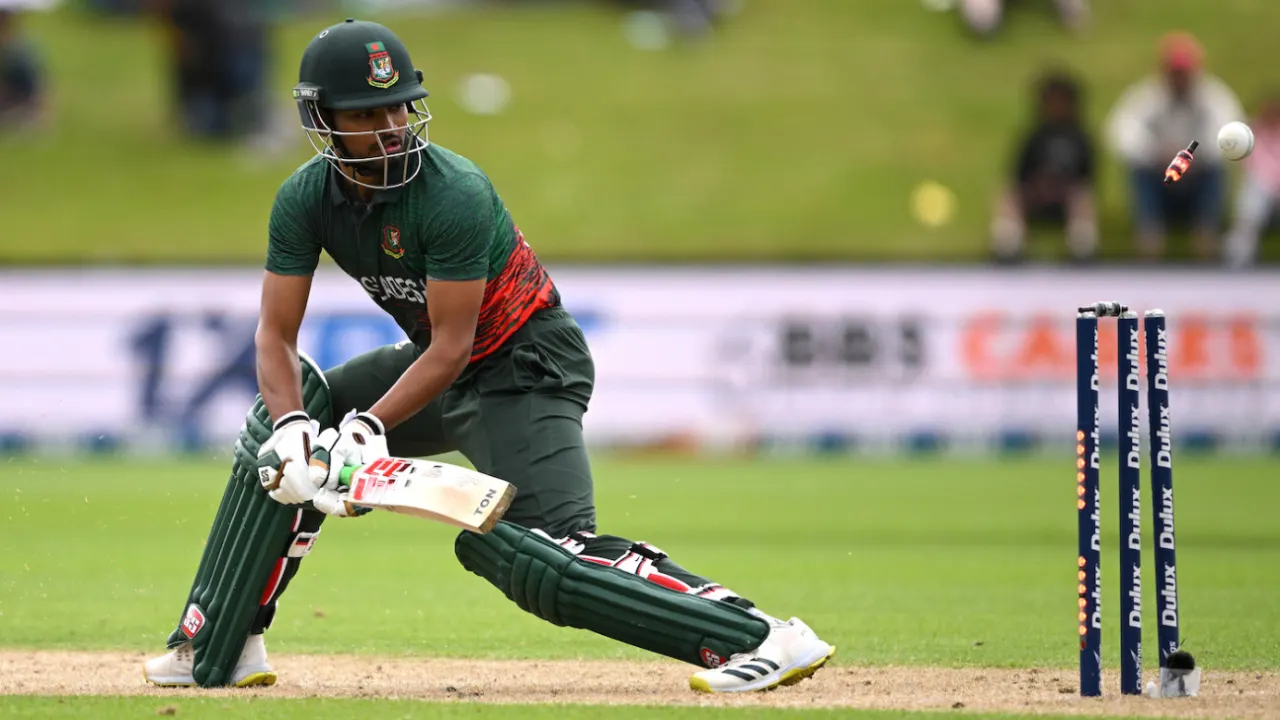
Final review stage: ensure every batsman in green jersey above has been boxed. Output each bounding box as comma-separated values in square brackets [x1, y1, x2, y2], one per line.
[142, 18, 833, 694]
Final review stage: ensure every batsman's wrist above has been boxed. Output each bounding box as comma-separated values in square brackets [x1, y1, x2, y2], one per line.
[353, 412, 385, 435]
[273, 410, 311, 432]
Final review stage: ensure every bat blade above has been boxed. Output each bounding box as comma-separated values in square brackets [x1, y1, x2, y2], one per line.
[324, 455, 516, 533]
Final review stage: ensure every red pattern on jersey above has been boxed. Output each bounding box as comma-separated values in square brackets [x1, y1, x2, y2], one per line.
[417, 227, 557, 362]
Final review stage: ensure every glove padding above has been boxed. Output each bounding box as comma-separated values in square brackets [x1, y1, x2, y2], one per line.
[258, 411, 322, 505]
[310, 410, 390, 490]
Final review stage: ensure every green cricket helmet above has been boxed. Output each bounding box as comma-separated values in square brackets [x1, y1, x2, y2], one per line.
[293, 19, 431, 190]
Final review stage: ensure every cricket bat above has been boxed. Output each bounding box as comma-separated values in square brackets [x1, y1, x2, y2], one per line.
[310, 451, 516, 533]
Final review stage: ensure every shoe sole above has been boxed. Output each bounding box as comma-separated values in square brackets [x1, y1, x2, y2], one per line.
[234, 671, 278, 688]
[689, 645, 836, 694]
[143, 670, 278, 688]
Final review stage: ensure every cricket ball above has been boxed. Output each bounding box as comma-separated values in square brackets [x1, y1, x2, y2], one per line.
[1217, 121, 1255, 161]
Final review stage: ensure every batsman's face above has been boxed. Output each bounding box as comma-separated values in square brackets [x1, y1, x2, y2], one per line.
[332, 104, 409, 161]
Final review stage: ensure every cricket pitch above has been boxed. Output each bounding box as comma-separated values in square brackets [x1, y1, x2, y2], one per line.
[1, 650, 1277, 717]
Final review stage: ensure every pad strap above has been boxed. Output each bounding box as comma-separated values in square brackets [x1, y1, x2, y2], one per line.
[543, 531, 740, 602]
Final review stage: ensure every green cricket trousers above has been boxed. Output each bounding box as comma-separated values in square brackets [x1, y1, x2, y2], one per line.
[251, 306, 753, 651]
[324, 305, 598, 537]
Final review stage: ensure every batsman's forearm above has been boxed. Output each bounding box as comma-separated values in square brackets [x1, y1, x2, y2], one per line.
[255, 334, 306, 422]
[368, 345, 469, 431]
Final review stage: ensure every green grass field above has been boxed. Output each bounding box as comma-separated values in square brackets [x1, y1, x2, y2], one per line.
[1, 453, 1277, 718]
[7, 0, 1280, 264]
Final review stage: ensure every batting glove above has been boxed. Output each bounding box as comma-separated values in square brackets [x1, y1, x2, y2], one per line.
[310, 487, 368, 518]
[310, 410, 390, 490]
[257, 411, 322, 505]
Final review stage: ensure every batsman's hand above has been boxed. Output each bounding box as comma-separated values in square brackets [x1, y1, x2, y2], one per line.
[257, 411, 323, 505]
[310, 487, 369, 518]
[310, 410, 390, 489]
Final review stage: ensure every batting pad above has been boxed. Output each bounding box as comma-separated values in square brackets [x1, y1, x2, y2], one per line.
[455, 521, 771, 668]
[163, 352, 333, 687]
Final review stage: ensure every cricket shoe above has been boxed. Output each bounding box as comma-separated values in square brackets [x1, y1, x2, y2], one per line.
[689, 617, 835, 693]
[143, 633, 276, 687]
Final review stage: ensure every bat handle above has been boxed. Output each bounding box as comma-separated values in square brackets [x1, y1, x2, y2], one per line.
[339, 465, 357, 487]
[310, 447, 358, 487]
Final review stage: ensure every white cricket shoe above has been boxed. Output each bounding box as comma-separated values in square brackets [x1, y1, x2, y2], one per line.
[143, 633, 276, 688]
[689, 617, 835, 693]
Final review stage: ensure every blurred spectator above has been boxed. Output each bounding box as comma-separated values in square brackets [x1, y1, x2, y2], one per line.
[610, 0, 737, 42]
[0, 6, 46, 130]
[990, 70, 1097, 264]
[959, 0, 1089, 38]
[83, 0, 144, 13]
[159, 0, 272, 142]
[1223, 95, 1280, 268]
[1104, 32, 1244, 261]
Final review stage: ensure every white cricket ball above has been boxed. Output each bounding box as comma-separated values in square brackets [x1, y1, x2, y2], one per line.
[1217, 121, 1255, 161]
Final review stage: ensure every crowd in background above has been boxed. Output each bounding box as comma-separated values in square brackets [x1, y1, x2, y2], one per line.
[2, 0, 1276, 267]
[957, 0, 1089, 37]
[1, 0, 282, 140]
[0, 2, 46, 129]
[1, 0, 732, 141]
[992, 30, 1279, 268]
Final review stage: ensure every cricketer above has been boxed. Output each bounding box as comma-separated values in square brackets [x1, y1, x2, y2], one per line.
[142, 18, 835, 694]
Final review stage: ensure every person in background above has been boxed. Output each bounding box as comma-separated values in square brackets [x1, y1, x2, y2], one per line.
[0, 5, 46, 130]
[608, 0, 736, 41]
[958, 0, 1089, 39]
[1223, 95, 1280, 268]
[160, 0, 271, 142]
[1104, 31, 1245, 262]
[990, 70, 1098, 264]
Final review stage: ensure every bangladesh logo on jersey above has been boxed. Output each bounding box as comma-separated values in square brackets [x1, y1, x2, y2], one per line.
[382, 225, 405, 259]
[366, 42, 399, 89]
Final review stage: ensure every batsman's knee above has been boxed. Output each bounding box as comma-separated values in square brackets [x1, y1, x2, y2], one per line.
[453, 522, 769, 668]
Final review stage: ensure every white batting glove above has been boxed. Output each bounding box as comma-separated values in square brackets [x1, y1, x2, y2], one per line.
[308, 427, 344, 491]
[336, 410, 390, 461]
[257, 411, 322, 506]
[312, 410, 390, 487]
[311, 487, 360, 518]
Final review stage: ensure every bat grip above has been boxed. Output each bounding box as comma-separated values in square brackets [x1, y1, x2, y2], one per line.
[311, 447, 358, 487]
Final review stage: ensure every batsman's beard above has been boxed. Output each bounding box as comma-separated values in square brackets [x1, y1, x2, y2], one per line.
[338, 132, 417, 185]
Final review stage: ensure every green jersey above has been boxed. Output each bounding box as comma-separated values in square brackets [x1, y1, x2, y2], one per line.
[265, 144, 560, 362]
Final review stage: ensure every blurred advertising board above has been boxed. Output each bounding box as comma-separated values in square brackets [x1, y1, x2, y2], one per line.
[1, 266, 1277, 454]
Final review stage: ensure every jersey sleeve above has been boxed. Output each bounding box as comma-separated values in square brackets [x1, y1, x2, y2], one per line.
[264, 176, 322, 276]
[423, 173, 496, 282]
